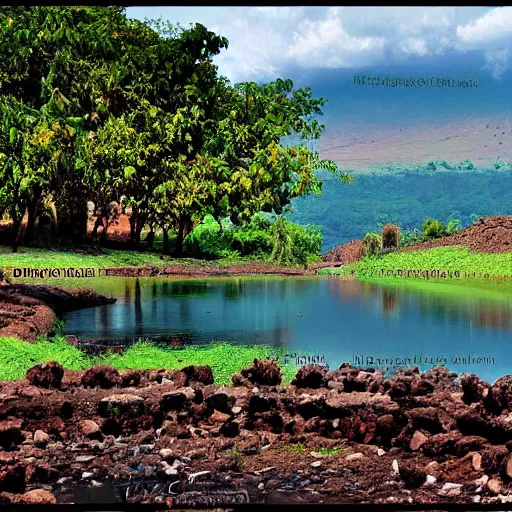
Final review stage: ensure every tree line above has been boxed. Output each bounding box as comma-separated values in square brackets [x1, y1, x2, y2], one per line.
[0, 6, 351, 253]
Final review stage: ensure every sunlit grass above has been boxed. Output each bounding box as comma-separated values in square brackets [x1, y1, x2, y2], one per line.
[0, 336, 300, 385]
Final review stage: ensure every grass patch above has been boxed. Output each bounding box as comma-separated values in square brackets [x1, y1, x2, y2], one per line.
[318, 247, 512, 279]
[286, 443, 305, 454]
[312, 446, 346, 456]
[0, 336, 299, 385]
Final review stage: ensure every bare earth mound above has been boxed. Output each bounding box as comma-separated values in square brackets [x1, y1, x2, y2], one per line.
[402, 216, 512, 254]
[321, 240, 364, 265]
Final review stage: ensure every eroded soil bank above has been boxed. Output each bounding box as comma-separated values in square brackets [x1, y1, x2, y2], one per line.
[1, 361, 512, 505]
[0, 273, 116, 341]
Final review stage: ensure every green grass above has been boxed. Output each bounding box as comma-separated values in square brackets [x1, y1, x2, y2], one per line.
[313, 446, 346, 456]
[0, 246, 268, 274]
[286, 443, 305, 454]
[318, 247, 512, 280]
[0, 336, 300, 385]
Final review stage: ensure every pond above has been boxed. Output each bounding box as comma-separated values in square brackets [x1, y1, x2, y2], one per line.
[61, 275, 512, 382]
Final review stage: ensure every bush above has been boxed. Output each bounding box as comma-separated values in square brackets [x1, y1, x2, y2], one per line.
[362, 232, 382, 257]
[421, 217, 447, 239]
[400, 228, 426, 247]
[446, 219, 462, 234]
[225, 214, 273, 257]
[382, 223, 400, 249]
[183, 215, 231, 258]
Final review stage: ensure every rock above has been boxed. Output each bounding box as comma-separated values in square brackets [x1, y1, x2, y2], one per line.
[311, 461, 322, 468]
[438, 482, 462, 496]
[485, 375, 512, 414]
[180, 365, 214, 386]
[232, 406, 242, 415]
[291, 365, 328, 389]
[345, 453, 364, 461]
[487, 478, 502, 494]
[410, 431, 429, 451]
[26, 362, 64, 389]
[475, 475, 489, 486]
[0, 420, 24, 450]
[454, 436, 488, 456]
[400, 465, 427, 488]
[188, 471, 211, 483]
[482, 445, 509, 472]
[258, 482, 265, 490]
[473, 495, 481, 503]
[81, 366, 120, 389]
[408, 407, 443, 434]
[98, 394, 145, 417]
[81, 420, 101, 439]
[377, 448, 385, 456]
[461, 373, 489, 404]
[472, 453, 483, 471]
[210, 410, 231, 423]
[424, 475, 437, 486]
[231, 372, 251, 387]
[392, 459, 400, 474]
[33, 430, 49, 448]
[240, 359, 282, 386]
[119, 370, 141, 388]
[17, 489, 57, 504]
[422, 432, 462, 456]
[206, 391, 236, 413]
[159, 449, 175, 462]
[0, 465, 26, 493]
[75, 456, 95, 463]
[422, 366, 458, 389]
[160, 387, 197, 411]
[375, 414, 401, 444]
[501, 453, 512, 480]
[82, 472, 94, 479]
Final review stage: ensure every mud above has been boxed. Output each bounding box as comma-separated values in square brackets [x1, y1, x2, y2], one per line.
[0, 284, 116, 342]
[1, 361, 512, 505]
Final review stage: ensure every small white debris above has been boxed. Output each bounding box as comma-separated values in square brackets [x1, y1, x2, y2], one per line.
[473, 495, 481, 503]
[424, 475, 437, 486]
[311, 461, 322, 468]
[252, 387, 260, 394]
[475, 475, 489, 486]
[258, 482, 265, 490]
[392, 459, 400, 475]
[81, 472, 94, 479]
[346, 453, 364, 462]
[377, 448, 385, 457]
[188, 471, 211, 484]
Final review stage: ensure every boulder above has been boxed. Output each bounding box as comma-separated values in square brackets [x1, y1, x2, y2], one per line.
[81, 366, 120, 389]
[26, 361, 64, 389]
[461, 373, 489, 404]
[291, 365, 328, 389]
[180, 365, 214, 386]
[240, 359, 282, 386]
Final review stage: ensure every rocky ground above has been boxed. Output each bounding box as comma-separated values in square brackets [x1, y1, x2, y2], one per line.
[1, 360, 512, 505]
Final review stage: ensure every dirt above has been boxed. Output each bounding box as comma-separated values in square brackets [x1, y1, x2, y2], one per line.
[321, 215, 512, 265]
[1, 361, 512, 505]
[0, 283, 116, 342]
[401, 216, 512, 254]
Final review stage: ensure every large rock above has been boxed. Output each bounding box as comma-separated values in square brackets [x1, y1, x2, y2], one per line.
[26, 361, 64, 389]
[0, 420, 25, 450]
[461, 373, 489, 404]
[160, 387, 198, 411]
[81, 366, 120, 389]
[0, 465, 26, 493]
[400, 464, 427, 488]
[485, 376, 512, 414]
[407, 407, 444, 434]
[422, 432, 463, 456]
[180, 365, 214, 386]
[291, 365, 328, 389]
[240, 359, 282, 386]
[206, 391, 236, 414]
[98, 394, 145, 417]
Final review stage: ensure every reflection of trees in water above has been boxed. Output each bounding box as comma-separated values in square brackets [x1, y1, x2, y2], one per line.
[167, 281, 209, 297]
[327, 279, 512, 331]
[477, 306, 512, 331]
[134, 278, 143, 339]
[223, 279, 245, 300]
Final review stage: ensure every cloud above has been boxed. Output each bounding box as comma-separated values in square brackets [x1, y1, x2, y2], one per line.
[455, 7, 512, 78]
[126, 6, 512, 82]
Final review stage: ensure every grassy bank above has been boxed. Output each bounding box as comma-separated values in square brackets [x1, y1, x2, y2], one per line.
[0, 246, 257, 271]
[0, 336, 299, 385]
[318, 247, 512, 280]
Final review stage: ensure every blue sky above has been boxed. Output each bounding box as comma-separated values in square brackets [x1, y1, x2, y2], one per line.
[126, 7, 512, 84]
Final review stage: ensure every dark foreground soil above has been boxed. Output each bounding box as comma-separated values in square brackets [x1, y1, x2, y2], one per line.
[1, 360, 512, 505]
[0, 276, 116, 341]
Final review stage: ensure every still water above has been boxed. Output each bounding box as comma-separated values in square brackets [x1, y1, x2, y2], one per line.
[63, 276, 512, 382]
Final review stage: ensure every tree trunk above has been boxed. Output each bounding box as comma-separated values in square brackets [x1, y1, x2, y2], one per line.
[145, 226, 155, 249]
[162, 228, 169, 254]
[129, 212, 137, 245]
[175, 214, 192, 256]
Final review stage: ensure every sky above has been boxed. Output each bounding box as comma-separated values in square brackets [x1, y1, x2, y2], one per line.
[126, 6, 512, 83]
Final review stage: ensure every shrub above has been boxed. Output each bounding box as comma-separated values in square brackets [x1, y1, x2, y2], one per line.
[446, 219, 462, 234]
[183, 215, 230, 258]
[382, 223, 400, 249]
[400, 228, 426, 247]
[421, 217, 447, 239]
[362, 232, 382, 257]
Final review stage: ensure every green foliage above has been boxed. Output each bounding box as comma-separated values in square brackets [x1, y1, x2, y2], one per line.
[421, 217, 447, 239]
[382, 223, 400, 249]
[362, 232, 382, 257]
[400, 228, 427, 247]
[446, 218, 462, 234]
[183, 214, 321, 266]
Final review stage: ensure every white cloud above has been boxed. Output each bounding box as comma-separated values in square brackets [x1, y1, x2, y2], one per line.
[126, 6, 512, 82]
